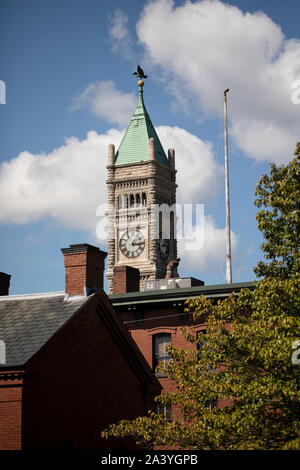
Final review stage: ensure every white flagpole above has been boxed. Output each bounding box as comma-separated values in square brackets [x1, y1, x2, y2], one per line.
[224, 88, 232, 284]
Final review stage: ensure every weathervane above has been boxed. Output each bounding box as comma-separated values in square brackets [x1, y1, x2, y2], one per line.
[133, 65, 148, 88]
[133, 65, 148, 80]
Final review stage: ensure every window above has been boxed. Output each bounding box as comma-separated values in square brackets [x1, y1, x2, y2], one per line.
[118, 195, 124, 209]
[142, 193, 147, 206]
[119, 195, 129, 209]
[197, 329, 216, 372]
[196, 329, 206, 351]
[204, 399, 218, 410]
[170, 210, 175, 244]
[155, 402, 172, 422]
[153, 333, 171, 375]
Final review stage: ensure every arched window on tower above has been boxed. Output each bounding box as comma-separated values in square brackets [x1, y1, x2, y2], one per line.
[130, 194, 135, 208]
[136, 194, 141, 207]
[159, 211, 162, 235]
[142, 193, 147, 206]
[170, 210, 175, 245]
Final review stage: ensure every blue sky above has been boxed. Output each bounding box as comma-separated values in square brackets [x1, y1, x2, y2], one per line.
[0, 0, 299, 294]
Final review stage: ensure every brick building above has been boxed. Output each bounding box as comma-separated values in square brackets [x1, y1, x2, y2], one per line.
[105, 79, 255, 420]
[0, 79, 255, 449]
[0, 244, 161, 450]
[110, 280, 254, 420]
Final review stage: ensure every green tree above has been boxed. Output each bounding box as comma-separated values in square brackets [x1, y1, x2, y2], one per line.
[102, 279, 300, 449]
[102, 145, 300, 449]
[254, 143, 300, 279]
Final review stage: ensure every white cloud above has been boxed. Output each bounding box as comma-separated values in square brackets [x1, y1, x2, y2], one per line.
[0, 125, 222, 226]
[155, 125, 224, 203]
[137, 0, 300, 163]
[108, 9, 133, 60]
[0, 125, 233, 274]
[70, 80, 136, 127]
[0, 129, 122, 229]
[178, 215, 238, 276]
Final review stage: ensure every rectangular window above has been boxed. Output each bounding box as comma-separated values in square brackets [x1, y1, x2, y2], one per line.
[197, 330, 216, 372]
[155, 402, 172, 422]
[196, 329, 206, 351]
[204, 399, 218, 410]
[153, 333, 171, 376]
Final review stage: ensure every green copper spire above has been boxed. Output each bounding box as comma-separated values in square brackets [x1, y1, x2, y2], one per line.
[114, 81, 169, 167]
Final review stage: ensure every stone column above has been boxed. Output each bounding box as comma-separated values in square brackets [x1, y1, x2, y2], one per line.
[106, 144, 116, 293]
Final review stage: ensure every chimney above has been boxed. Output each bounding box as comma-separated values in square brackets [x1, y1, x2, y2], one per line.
[0, 272, 11, 296]
[113, 266, 140, 294]
[61, 244, 107, 297]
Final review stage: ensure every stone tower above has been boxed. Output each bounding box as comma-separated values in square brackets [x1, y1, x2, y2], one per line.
[106, 80, 177, 293]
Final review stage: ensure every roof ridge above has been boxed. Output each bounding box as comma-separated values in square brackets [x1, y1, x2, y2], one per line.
[0, 291, 65, 301]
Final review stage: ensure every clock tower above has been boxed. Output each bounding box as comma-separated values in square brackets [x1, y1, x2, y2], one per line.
[106, 80, 177, 293]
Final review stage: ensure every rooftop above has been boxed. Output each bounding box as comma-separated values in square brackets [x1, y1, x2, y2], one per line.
[114, 81, 170, 167]
[0, 291, 89, 368]
[109, 281, 256, 307]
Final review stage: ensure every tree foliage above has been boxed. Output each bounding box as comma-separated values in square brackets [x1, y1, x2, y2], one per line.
[102, 279, 300, 449]
[102, 144, 300, 449]
[254, 143, 300, 279]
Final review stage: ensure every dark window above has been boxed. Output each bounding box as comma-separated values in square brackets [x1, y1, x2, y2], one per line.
[142, 193, 147, 206]
[155, 402, 172, 422]
[118, 195, 124, 209]
[204, 400, 218, 410]
[170, 211, 175, 243]
[197, 329, 216, 371]
[197, 329, 206, 351]
[153, 333, 171, 375]
[120, 195, 128, 209]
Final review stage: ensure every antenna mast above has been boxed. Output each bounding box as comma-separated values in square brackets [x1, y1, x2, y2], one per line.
[224, 88, 232, 284]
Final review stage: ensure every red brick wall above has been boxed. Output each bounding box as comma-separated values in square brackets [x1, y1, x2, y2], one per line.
[119, 306, 207, 421]
[120, 306, 232, 417]
[22, 292, 159, 450]
[113, 266, 140, 294]
[0, 372, 23, 450]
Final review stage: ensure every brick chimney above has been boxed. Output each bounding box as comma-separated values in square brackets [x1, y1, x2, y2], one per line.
[0, 272, 11, 296]
[61, 244, 107, 297]
[113, 265, 140, 294]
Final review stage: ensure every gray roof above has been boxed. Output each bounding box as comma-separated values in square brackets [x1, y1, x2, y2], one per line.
[0, 292, 89, 368]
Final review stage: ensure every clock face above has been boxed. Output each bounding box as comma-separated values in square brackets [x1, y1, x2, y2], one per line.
[159, 233, 169, 260]
[119, 230, 145, 258]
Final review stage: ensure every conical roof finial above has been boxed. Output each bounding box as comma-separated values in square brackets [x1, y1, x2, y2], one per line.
[114, 66, 169, 167]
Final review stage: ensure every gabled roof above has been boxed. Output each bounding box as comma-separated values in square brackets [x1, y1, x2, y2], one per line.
[114, 83, 170, 167]
[0, 289, 161, 391]
[0, 291, 88, 368]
